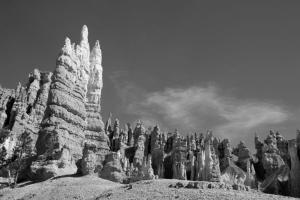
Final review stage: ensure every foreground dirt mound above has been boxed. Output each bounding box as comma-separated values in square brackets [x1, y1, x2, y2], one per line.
[0, 176, 120, 200]
[94, 179, 298, 200]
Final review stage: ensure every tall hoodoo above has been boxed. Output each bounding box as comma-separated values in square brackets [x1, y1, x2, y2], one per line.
[31, 25, 107, 180]
[84, 37, 109, 174]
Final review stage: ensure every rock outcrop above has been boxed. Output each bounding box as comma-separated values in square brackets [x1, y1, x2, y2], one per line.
[80, 143, 98, 175]
[253, 130, 296, 196]
[100, 152, 126, 183]
[32, 35, 88, 179]
[84, 40, 110, 171]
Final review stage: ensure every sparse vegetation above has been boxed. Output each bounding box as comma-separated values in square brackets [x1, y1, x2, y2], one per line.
[0, 131, 33, 188]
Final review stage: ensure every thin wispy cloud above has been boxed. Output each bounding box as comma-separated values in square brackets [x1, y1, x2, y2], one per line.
[110, 71, 289, 141]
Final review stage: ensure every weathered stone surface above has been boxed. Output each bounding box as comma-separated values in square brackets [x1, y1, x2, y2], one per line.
[233, 141, 252, 172]
[221, 160, 246, 185]
[111, 119, 121, 151]
[288, 139, 300, 197]
[0, 71, 50, 160]
[244, 159, 256, 188]
[33, 36, 86, 179]
[254, 131, 289, 183]
[33, 72, 53, 123]
[203, 132, 221, 182]
[195, 147, 205, 181]
[262, 152, 285, 177]
[260, 165, 289, 196]
[186, 149, 195, 180]
[150, 125, 164, 176]
[130, 156, 155, 182]
[172, 130, 187, 180]
[85, 41, 103, 125]
[253, 130, 299, 196]
[133, 134, 146, 168]
[81, 143, 98, 175]
[133, 120, 145, 146]
[126, 123, 134, 147]
[0, 88, 15, 129]
[100, 152, 126, 183]
[26, 69, 41, 109]
[218, 138, 232, 172]
[31, 26, 108, 180]
[85, 40, 105, 146]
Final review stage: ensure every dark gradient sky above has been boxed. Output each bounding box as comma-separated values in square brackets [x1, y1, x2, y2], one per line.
[0, 1, 300, 149]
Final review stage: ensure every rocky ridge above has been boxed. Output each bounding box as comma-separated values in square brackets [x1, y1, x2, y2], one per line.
[0, 26, 299, 198]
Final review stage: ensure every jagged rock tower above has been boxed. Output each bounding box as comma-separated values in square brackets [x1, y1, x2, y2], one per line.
[31, 25, 109, 179]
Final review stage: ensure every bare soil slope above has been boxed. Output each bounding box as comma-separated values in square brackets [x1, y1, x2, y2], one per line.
[94, 179, 298, 200]
[0, 175, 120, 200]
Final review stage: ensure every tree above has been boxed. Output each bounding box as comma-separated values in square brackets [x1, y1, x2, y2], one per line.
[0, 131, 33, 187]
[0, 146, 7, 166]
[0, 129, 10, 143]
[0, 146, 13, 186]
[10, 131, 33, 187]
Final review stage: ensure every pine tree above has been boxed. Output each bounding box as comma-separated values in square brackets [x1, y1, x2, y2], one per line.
[0, 146, 13, 186]
[0, 131, 33, 188]
[6, 131, 33, 187]
[0, 146, 7, 165]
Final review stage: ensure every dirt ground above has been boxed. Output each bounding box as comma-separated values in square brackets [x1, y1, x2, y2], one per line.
[93, 179, 299, 200]
[0, 175, 120, 200]
[0, 177, 299, 200]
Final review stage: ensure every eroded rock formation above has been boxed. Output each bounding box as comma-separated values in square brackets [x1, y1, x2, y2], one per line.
[253, 131, 294, 196]
[0, 25, 300, 198]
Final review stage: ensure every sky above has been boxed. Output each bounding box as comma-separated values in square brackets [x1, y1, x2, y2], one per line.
[0, 0, 300, 150]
